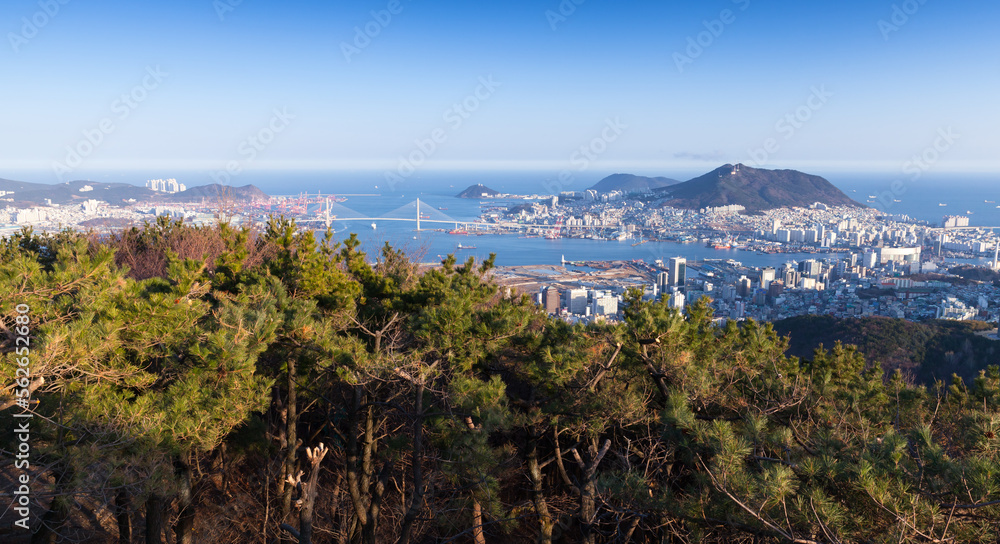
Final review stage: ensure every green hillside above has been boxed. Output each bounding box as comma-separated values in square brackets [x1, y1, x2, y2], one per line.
[774, 315, 999, 385]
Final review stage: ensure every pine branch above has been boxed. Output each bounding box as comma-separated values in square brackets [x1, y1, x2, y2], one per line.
[698, 457, 820, 544]
[863, 489, 952, 543]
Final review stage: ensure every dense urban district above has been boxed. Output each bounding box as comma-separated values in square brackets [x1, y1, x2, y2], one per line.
[474, 166, 1000, 330]
[495, 199, 1000, 327]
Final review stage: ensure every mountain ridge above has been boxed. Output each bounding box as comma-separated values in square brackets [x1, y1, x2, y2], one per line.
[0, 178, 268, 206]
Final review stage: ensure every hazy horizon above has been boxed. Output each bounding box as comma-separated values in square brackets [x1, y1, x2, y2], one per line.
[4, 166, 997, 202]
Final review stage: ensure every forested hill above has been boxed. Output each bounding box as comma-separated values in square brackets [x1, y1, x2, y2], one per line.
[587, 173, 680, 194]
[659, 164, 864, 211]
[456, 184, 501, 198]
[0, 178, 157, 205]
[0, 177, 267, 205]
[169, 183, 267, 202]
[4, 220, 1000, 543]
[773, 315, 999, 385]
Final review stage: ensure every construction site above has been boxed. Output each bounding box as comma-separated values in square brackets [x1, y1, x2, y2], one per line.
[491, 260, 660, 297]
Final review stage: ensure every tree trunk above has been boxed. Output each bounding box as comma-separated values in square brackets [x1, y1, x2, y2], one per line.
[299, 496, 313, 544]
[471, 499, 487, 544]
[275, 386, 288, 500]
[30, 495, 69, 544]
[572, 439, 611, 544]
[580, 480, 597, 544]
[115, 489, 132, 544]
[346, 387, 389, 544]
[463, 417, 487, 544]
[337, 501, 351, 544]
[397, 382, 425, 544]
[527, 436, 554, 544]
[173, 460, 195, 544]
[361, 462, 389, 544]
[282, 356, 299, 531]
[31, 466, 72, 544]
[281, 443, 330, 544]
[346, 387, 368, 543]
[303, 445, 328, 544]
[145, 495, 163, 544]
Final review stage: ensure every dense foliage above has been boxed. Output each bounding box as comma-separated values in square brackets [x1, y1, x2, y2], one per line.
[2, 219, 1000, 543]
[775, 315, 998, 386]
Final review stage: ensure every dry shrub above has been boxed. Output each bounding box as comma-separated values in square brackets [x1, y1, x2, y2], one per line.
[102, 220, 278, 280]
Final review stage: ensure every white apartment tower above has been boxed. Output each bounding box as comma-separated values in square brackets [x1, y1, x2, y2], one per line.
[146, 178, 187, 194]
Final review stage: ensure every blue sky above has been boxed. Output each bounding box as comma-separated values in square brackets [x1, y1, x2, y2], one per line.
[4, 0, 999, 182]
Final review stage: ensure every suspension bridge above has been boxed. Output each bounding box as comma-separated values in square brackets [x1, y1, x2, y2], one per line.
[284, 198, 615, 232]
[310, 198, 479, 231]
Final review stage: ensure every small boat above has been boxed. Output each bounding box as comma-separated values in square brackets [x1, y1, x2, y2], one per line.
[371, 223, 377, 230]
[457, 243, 477, 250]
[939, 203, 947, 207]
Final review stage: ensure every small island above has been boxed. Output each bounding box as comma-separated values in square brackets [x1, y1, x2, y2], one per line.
[456, 184, 502, 199]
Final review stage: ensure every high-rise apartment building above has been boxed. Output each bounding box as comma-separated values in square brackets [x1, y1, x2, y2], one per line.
[669, 257, 686, 288]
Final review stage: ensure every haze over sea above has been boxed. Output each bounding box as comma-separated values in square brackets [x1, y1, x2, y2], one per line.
[6, 168, 998, 268]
